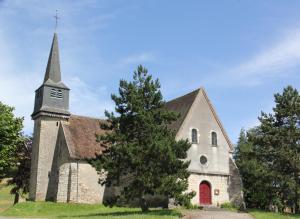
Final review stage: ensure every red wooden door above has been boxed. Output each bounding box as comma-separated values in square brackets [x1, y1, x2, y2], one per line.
[199, 181, 211, 205]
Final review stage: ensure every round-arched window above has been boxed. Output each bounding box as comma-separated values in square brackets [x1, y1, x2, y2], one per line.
[211, 131, 217, 146]
[200, 155, 208, 165]
[191, 128, 198, 143]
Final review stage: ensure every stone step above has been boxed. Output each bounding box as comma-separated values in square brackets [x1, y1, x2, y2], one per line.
[202, 205, 223, 211]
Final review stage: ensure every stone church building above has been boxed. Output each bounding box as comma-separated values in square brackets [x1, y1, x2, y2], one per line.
[29, 33, 243, 206]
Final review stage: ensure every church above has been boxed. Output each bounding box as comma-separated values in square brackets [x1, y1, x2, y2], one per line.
[29, 33, 243, 206]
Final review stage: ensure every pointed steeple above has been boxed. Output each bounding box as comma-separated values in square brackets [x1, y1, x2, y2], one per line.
[44, 33, 61, 83]
[32, 32, 70, 119]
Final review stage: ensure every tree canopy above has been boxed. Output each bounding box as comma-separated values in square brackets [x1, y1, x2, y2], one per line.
[90, 65, 194, 211]
[235, 86, 300, 213]
[0, 101, 24, 179]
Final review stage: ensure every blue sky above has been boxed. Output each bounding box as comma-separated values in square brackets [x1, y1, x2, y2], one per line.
[0, 0, 300, 144]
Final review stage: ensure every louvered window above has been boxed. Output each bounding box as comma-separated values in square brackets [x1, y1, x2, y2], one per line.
[50, 89, 56, 97]
[57, 90, 63, 99]
[50, 88, 63, 99]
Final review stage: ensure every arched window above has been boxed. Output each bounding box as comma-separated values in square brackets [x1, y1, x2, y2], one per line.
[191, 128, 198, 143]
[211, 131, 217, 146]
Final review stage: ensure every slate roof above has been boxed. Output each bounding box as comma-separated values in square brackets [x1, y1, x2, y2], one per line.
[165, 88, 199, 132]
[62, 115, 107, 159]
[43, 33, 68, 89]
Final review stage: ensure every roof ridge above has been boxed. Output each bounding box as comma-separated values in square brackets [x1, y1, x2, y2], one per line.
[71, 114, 105, 121]
[166, 88, 200, 103]
[200, 89, 233, 150]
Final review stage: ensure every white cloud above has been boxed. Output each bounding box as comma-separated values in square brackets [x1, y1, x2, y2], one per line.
[0, 0, 116, 135]
[67, 76, 113, 118]
[120, 52, 156, 65]
[206, 27, 300, 87]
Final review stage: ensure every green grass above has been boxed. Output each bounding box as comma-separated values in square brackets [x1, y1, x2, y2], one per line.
[0, 180, 14, 212]
[0, 178, 181, 219]
[250, 209, 300, 219]
[1, 202, 181, 219]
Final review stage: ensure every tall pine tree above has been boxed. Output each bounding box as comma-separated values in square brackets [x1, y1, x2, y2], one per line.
[90, 65, 194, 211]
[235, 86, 300, 212]
[254, 86, 300, 212]
[235, 128, 278, 209]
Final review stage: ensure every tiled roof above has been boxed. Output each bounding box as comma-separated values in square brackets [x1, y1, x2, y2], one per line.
[62, 115, 107, 159]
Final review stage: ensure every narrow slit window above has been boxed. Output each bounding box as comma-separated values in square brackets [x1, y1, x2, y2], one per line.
[211, 131, 217, 146]
[191, 129, 198, 143]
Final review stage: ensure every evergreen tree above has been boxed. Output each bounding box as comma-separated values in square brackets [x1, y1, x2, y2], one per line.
[235, 86, 300, 212]
[253, 86, 300, 212]
[235, 128, 278, 209]
[0, 101, 24, 180]
[90, 65, 194, 211]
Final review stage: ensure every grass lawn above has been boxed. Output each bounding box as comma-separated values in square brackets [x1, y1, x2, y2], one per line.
[250, 209, 300, 219]
[0, 180, 14, 213]
[1, 202, 181, 219]
[0, 179, 181, 218]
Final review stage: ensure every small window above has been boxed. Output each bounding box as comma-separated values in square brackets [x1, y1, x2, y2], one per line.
[200, 155, 208, 165]
[191, 128, 198, 143]
[211, 131, 217, 146]
[57, 90, 63, 99]
[50, 88, 56, 98]
[50, 88, 63, 99]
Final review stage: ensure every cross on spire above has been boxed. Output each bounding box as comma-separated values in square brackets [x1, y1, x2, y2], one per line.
[54, 9, 59, 32]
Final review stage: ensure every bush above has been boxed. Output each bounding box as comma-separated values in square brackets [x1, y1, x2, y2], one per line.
[221, 202, 237, 210]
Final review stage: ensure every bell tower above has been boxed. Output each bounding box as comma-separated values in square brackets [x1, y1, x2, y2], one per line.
[29, 33, 70, 201]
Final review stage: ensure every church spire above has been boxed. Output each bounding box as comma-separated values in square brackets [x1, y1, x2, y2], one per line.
[43, 33, 61, 83]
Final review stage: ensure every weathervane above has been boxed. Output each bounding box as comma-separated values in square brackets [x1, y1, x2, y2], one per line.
[54, 9, 59, 32]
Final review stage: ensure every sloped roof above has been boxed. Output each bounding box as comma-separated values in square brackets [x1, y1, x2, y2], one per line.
[44, 33, 61, 84]
[62, 115, 107, 159]
[62, 88, 233, 159]
[165, 88, 200, 132]
[200, 88, 233, 150]
[166, 88, 233, 150]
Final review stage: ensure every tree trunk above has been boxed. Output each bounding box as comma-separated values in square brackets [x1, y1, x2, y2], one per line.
[140, 196, 149, 212]
[13, 192, 19, 205]
[295, 188, 299, 213]
[295, 173, 299, 214]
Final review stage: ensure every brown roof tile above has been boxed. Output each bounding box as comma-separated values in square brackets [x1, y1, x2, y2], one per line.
[62, 115, 107, 159]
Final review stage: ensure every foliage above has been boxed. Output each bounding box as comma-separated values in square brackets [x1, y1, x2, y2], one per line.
[7, 136, 32, 203]
[220, 202, 237, 211]
[235, 86, 300, 213]
[250, 209, 300, 219]
[0, 102, 24, 179]
[235, 128, 278, 209]
[1, 202, 181, 219]
[90, 65, 194, 211]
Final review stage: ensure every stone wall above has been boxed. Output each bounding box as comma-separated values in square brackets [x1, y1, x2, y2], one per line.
[55, 127, 106, 204]
[228, 158, 244, 207]
[29, 116, 67, 201]
[188, 173, 229, 206]
[175, 90, 231, 177]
